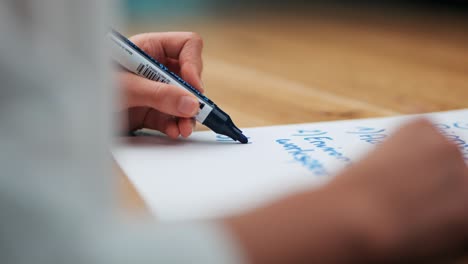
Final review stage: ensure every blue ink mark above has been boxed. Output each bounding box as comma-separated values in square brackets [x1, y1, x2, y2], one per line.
[216, 134, 251, 143]
[435, 123, 468, 161]
[434, 123, 451, 130]
[216, 135, 233, 142]
[454, 122, 468, 130]
[347, 127, 386, 134]
[346, 127, 388, 145]
[303, 136, 352, 164]
[292, 130, 327, 137]
[292, 130, 352, 164]
[276, 139, 327, 176]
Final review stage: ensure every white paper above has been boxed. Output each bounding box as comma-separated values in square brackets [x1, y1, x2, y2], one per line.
[113, 110, 468, 221]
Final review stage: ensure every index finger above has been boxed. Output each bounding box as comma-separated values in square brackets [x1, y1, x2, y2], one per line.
[162, 32, 204, 93]
[133, 32, 205, 93]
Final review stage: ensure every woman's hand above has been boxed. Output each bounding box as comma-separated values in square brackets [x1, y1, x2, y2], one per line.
[117, 32, 205, 138]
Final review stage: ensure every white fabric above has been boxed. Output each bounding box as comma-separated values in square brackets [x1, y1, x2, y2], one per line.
[0, 1, 244, 263]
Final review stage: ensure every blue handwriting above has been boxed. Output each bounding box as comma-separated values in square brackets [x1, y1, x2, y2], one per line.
[346, 127, 388, 145]
[276, 138, 328, 176]
[293, 130, 352, 164]
[434, 123, 468, 161]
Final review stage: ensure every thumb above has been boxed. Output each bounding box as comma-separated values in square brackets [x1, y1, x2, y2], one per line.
[120, 71, 199, 117]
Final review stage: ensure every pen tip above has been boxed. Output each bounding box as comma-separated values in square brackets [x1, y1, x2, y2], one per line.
[238, 134, 249, 144]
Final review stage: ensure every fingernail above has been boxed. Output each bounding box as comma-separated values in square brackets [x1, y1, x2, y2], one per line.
[178, 96, 198, 116]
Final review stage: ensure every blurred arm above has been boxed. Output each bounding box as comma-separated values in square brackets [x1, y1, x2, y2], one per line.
[0, 1, 244, 264]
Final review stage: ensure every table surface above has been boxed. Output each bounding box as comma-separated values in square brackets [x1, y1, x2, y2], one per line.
[118, 10, 468, 215]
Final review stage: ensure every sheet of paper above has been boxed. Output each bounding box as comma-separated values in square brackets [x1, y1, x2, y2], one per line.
[113, 110, 468, 221]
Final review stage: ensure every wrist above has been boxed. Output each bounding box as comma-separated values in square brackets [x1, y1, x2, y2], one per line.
[326, 171, 406, 263]
[224, 183, 390, 264]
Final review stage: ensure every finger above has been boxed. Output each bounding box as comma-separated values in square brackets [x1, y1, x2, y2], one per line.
[178, 118, 195, 138]
[130, 32, 205, 93]
[181, 65, 205, 94]
[130, 33, 168, 64]
[167, 57, 204, 94]
[119, 71, 199, 118]
[166, 57, 181, 75]
[125, 107, 148, 132]
[173, 33, 204, 93]
[144, 110, 180, 139]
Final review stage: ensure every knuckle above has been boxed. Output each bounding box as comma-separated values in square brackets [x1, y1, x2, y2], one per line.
[187, 32, 204, 47]
[149, 82, 167, 106]
[143, 36, 159, 54]
[139, 41, 152, 54]
[130, 33, 151, 48]
[128, 33, 143, 42]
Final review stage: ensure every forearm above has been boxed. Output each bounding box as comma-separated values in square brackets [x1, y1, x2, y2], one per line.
[224, 183, 385, 264]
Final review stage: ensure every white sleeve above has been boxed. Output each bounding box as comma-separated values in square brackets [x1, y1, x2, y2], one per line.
[96, 222, 245, 264]
[0, 1, 246, 264]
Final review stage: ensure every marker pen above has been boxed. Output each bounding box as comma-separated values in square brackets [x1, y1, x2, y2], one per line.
[108, 29, 248, 144]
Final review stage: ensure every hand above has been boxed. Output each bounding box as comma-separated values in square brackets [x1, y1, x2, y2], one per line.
[335, 119, 468, 262]
[117, 32, 205, 138]
[225, 119, 468, 263]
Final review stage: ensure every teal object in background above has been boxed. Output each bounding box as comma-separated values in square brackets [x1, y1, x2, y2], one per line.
[124, 0, 211, 20]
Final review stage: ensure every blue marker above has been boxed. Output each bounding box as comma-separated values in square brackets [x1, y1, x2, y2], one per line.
[108, 29, 248, 144]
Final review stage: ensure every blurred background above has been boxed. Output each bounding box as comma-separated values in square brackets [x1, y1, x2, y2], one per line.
[121, 0, 468, 128]
[124, 1, 468, 21]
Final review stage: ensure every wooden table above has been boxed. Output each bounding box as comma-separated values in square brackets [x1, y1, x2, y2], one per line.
[119, 9, 468, 220]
